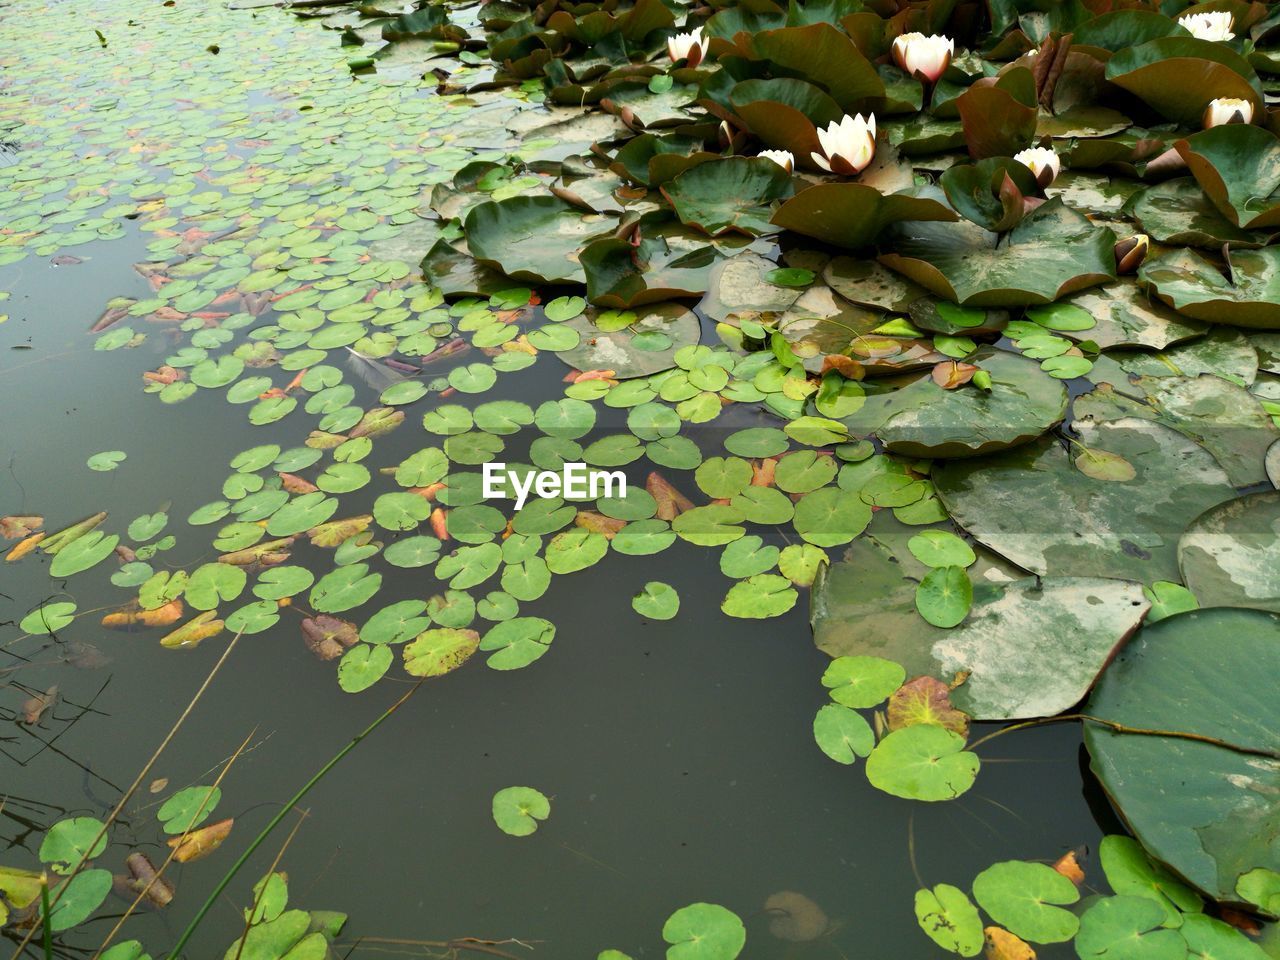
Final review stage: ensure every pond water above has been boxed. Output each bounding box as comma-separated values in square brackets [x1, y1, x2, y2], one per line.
[0, 0, 1166, 956]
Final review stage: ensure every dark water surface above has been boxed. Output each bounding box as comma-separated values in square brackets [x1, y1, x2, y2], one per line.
[0, 0, 1114, 955]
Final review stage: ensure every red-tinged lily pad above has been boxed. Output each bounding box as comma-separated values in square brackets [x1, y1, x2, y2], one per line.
[1104, 36, 1264, 126]
[661, 156, 795, 237]
[770, 183, 957, 251]
[729, 77, 842, 162]
[879, 197, 1117, 307]
[1141, 246, 1280, 329]
[954, 68, 1037, 159]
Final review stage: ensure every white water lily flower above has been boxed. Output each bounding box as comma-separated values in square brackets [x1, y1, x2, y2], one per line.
[667, 27, 705, 68]
[1013, 146, 1060, 187]
[811, 113, 877, 175]
[1178, 10, 1234, 42]
[1204, 96, 1253, 127]
[891, 32, 954, 84]
[757, 149, 795, 172]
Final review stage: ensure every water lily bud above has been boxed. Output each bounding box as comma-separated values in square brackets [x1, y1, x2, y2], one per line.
[1012, 146, 1060, 188]
[891, 32, 954, 84]
[1114, 234, 1148, 274]
[1178, 10, 1234, 41]
[757, 149, 794, 172]
[811, 113, 877, 175]
[1204, 97, 1253, 128]
[667, 27, 705, 68]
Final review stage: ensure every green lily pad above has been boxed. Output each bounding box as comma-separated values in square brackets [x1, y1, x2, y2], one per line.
[1105, 36, 1264, 126]
[812, 704, 874, 764]
[1085, 607, 1280, 911]
[972, 860, 1080, 944]
[1129, 178, 1263, 250]
[841, 347, 1067, 458]
[1060, 281, 1208, 350]
[491, 786, 550, 837]
[865, 725, 979, 802]
[632, 581, 680, 619]
[1177, 124, 1280, 229]
[662, 157, 794, 237]
[879, 198, 1117, 307]
[662, 902, 746, 960]
[465, 196, 616, 285]
[914, 884, 983, 957]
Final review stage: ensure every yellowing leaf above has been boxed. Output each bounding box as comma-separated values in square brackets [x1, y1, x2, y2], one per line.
[160, 611, 224, 649]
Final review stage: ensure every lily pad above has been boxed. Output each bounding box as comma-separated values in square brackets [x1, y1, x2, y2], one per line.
[1105, 36, 1264, 126]
[879, 198, 1117, 307]
[491, 786, 550, 837]
[557, 303, 699, 378]
[934, 418, 1235, 583]
[841, 347, 1067, 458]
[972, 861, 1080, 944]
[864, 725, 979, 801]
[465, 196, 616, 285]
[662, 157, 794, 237]
[1085, 607, 1280, 910]
[1141, 247, 1280, 329]
[771, 183, 957, 251]
[1178, 491, 1280, 612]
[662, 902, 746, 960]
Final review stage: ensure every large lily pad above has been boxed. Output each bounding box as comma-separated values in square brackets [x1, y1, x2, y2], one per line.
[557, 303, 699, 378]
[771, 183, 957, 251]
[814, 544, 1150, 719]
[879, 198, 1117, 307]
[1105, 37, 1264, 126]
[661, 157, 794, 237]
[1075, 375, 1280, 487]
[1178, 491, 1280, 612]
[1141, 247, 1280, 329]
[1176, 124, 1280, 229]
[1128, 178, 1264, 250]
[934, 417, 1236, 583]
[841, 348, 1067, 458]
[464, 196, 617, 285]
[1059, 281, 1208, 350]
[1085, 607, 1280, 910]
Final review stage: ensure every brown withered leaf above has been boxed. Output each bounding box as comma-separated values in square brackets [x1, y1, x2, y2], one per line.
[574, 511, 626, 538]
[123, 852, 174, 907]
[102, 599, 184, 629]
[752, 458, 777, 487]
[820, 354, 865, 380]
[1052, 850, 1085, 886]
[167, 818, 233, 863]
[63, 641, 110, 669]
[21, 686, 58, 725]
[349, 406, 403, 438]
[985, 926, 1036, 960]
[886, 676, 970, 737]
[0, 516, 42, 540]
[279, 472, 319, 494]
[218, 537, 295, 565]
[430, 507, 449, 541]
[931, 360, 978, 390]
[306, 430, 347, 450]
[160, 611, 224, 650]
[646, 472, 694, 520]
[150, 778, 169, 794]
[764, 890, 829, 942]
[301, 615, 359, 660]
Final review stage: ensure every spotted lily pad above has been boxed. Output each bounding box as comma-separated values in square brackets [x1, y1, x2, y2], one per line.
[465, 196, 616, 285]
[557, 303, 700, 379]
[1141, 247, 1280, 329]
[662, 157, 794, 237]
[934, 418, 1235, 583]
[1178, 491, 1280, 612]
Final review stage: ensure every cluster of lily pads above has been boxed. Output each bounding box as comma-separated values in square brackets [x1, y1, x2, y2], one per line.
[4, 0, 1280, 954]
[916, 835, 1276, 959]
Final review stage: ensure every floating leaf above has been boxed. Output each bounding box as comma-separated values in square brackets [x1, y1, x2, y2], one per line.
[492, 786, 550, 837]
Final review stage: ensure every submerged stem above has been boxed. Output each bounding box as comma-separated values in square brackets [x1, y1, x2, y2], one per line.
[165, 680, 424, 959]
[969, 713, 1280, 760]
